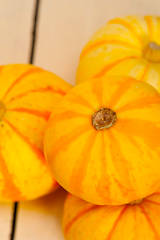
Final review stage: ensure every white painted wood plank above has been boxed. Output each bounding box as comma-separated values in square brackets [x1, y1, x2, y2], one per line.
[0, 0, 35, 65]
[0, 1, 35, 240]
[15, 188, 66, 240]
[35, 0, 160, 86]
[0, 202, 13, 240]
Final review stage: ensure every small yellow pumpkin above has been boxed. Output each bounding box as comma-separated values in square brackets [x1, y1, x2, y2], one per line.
[44, 75, 160, 205]
[76, 15, 160, 91]
[62, 191, 160, 240]
[0, 64, 72, 201]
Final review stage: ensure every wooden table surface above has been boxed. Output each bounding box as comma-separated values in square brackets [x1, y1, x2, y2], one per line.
[0, 0, 160, 239]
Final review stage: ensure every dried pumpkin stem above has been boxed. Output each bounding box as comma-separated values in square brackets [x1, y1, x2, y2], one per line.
[143, 42, 160, 62]
[92, 108, 117, 130]
[128, 198, 143, 205]
[0, 101, 6, 120]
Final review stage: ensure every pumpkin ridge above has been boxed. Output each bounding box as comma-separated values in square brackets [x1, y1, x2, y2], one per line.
[70, 131, 98, 196]
[64, 204, 99, 235]
[2, 68, 43, 100]
[109, 18, 143, 44]
[7, 107, 51, 121]
[5, 87, 66, 105]
[80, 40, 141, 59]
[144, 16, 154, 41]
[0, 149, 24, 200]
[4, 119, 46, 164]
[93, 56, 141, 78]
[105, 205, 128, 240]
[138, 205, 159, 239]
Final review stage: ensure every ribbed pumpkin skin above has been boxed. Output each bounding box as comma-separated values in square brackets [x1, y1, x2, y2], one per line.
[62, 191, 160, 240]
[44, 75, 160, 205]
[76, 15, 160, 91]
[0, 64, 72, 201]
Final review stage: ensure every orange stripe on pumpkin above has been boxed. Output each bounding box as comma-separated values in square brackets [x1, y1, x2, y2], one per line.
[2, 68, 43, 100]
[0, 150, 24, 201]
[6, 86, 67, 104]
[139, 63, 150, 82]
[4, 119, 47, 164]
[109, 18, 143, 44]
[113, 120, 154, 169]
[49, 124, 93, 161]
[27, 86, 67, 96]
[144, 16, 154, 41]
[144, 199, 160, 206]
[114, 122, 146, 158]
[107, 79, 134, 109]
[67, 92, 97, 113]
[142, 199, 160, 216]
[131, 205, 137, 227]
[93, 56, 141, 78]
[116, 94, 160, 113]
[48, 110, 89, 127]
[115, 118, 160, 152]
[64, 204, 99, 235]
[150, 192, 160, 196]
[70, 131, 97, 197]
[80, 40, 141, 59]
[139, 205, 159, 239]
[106, 205, 128, 240]
[91, 78, 104, 107]
[0, 66, 5, 78]
[107, 129, 137, 198]
[7, 108, 51, 121]
[95, 131, 111, 203]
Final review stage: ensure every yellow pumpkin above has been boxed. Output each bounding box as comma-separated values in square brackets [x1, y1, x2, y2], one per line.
[0, 64, 72, 201]
[62, 190, 160, 240]
[76, 15, 160, 91]
[44, 75, 160, 205]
